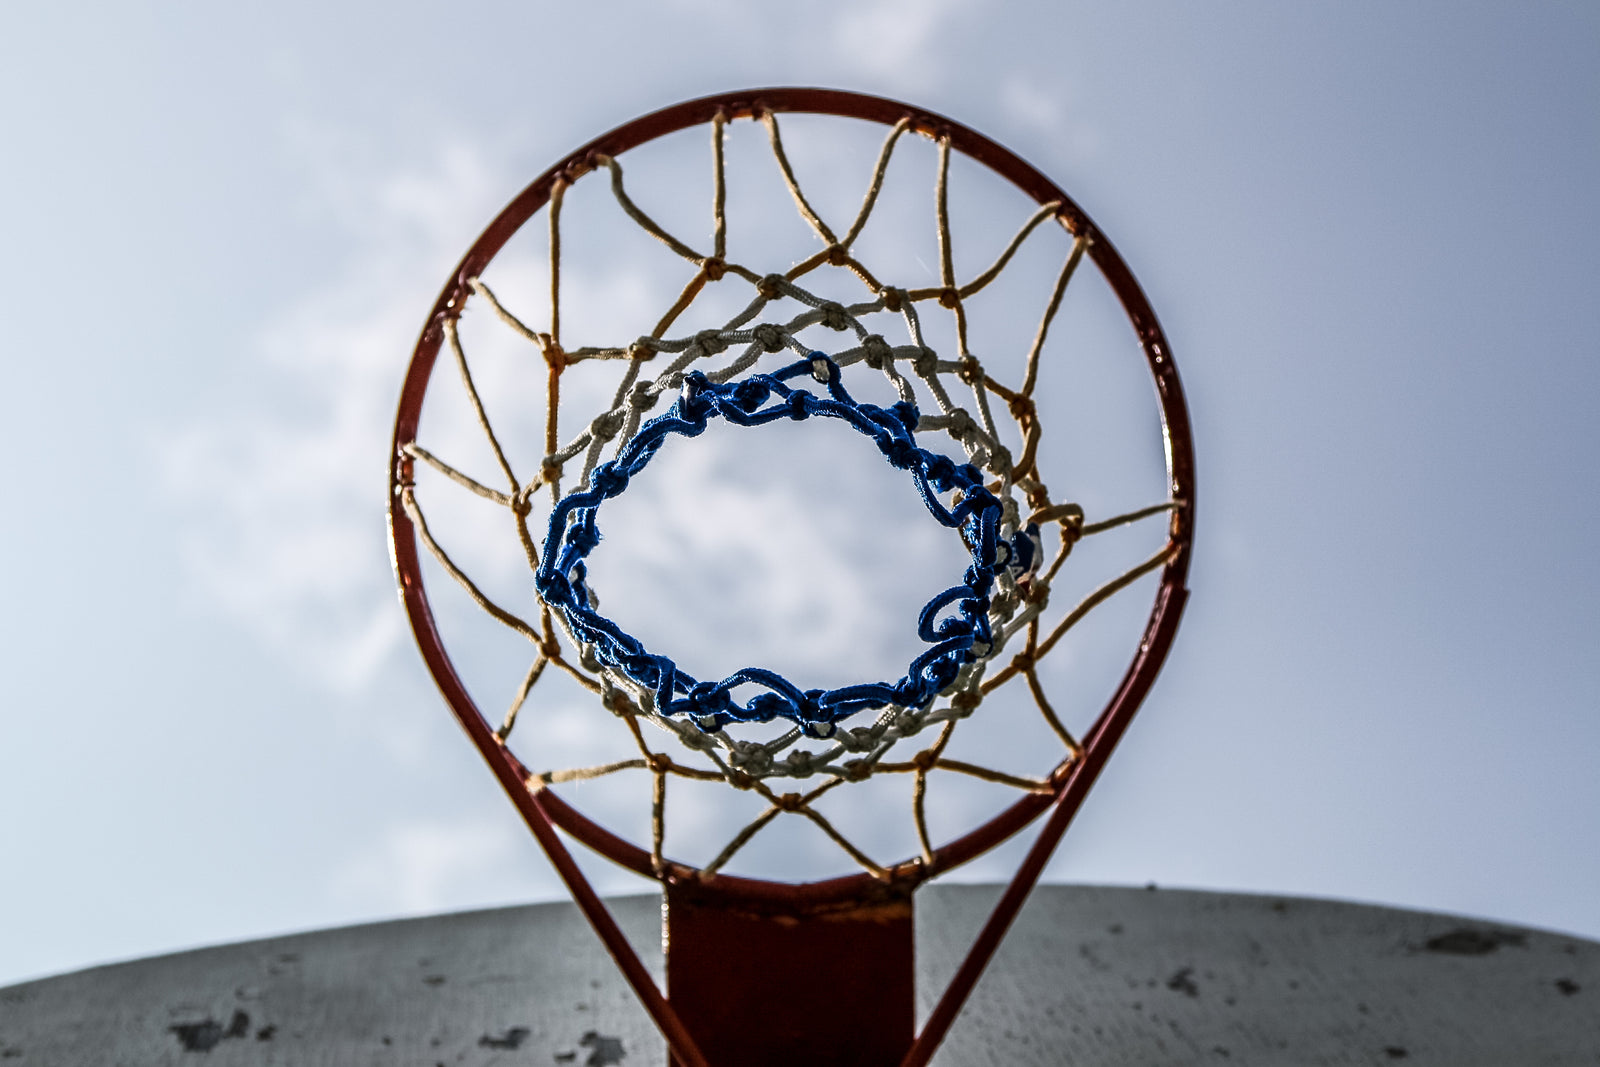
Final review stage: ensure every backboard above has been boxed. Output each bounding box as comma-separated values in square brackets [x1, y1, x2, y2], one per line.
[4, 885, 1595, 1065]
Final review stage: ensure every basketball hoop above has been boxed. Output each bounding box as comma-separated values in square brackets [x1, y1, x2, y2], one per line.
[389, 88, 1194, 1066]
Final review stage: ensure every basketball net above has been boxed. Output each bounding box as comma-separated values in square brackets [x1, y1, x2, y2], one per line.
[390, 89, 1193, 1067]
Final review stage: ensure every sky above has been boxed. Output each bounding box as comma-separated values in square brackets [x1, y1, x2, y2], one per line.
[2, 1, 1598, 989]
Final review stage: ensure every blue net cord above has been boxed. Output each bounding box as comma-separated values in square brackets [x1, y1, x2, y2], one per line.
[535, 353, 1038, 738]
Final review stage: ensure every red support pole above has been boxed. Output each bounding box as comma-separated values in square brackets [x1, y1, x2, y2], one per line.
[665, 877, 915, 1067]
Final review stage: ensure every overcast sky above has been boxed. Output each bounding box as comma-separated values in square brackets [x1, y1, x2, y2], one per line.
[2, 1, 1597, 989]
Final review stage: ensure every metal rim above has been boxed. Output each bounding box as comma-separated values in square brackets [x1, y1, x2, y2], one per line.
[388, 87, 1196, 897]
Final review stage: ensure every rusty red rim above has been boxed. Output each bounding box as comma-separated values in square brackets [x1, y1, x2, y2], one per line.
[388, 87, 1195, 898]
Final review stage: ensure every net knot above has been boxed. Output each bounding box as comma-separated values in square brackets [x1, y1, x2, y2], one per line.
[1031, 502, 1085, 550]
[757, 273, 786, 300]
[539, 333, 567, 372]
[752, 323, 787, 353]
[782, 749, 818, 775]
[880, 287, 906, 312]
[589, 409, 624, 443]
[939, 286, 960, 309]
[818, 301, 850, 331]
[600, 682, 634, 717]
[692, 329, 729, 357]
[853, 725, 882, 750]
[729, 741, 773, 774]
[988, 444, 1014, 478]
[774, 792, 806, 813]
[913, 347, 939, 377]
[833, 726, 875, 753]
[941, 408, 977, 442]
[700, 256, 727, 281]
[647, 752, 673, 774]
[826, 243, 849, 266]
[876, 433, 919, 470]
[842, 759, 872, 781]
[957, 355, 983, 386]
[540, 458, 564, 487]
[731, 376, 772, 411]
[1008, 393, 1036, 421]
[727, 769, 758, 791]
[590, 462, 630, 496]
[911, 749, 938, 773]
[627, 379, 658, 414]
[862, 334, 893, 369]
[628, 338, 659, 362]
[675, 723, 716, 752]
[950, 689, 982, 714]
[1009, 648, 1036, 674]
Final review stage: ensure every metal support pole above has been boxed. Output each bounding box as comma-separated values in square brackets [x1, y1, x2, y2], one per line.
[665, 877, 915, 1066]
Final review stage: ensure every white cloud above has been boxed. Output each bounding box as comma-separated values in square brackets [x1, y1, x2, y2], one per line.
[329, 817, 528, 914]
[1000, 75, 1063, 133]
[999, 75, 1104, 164]
[160, 138, 509, 693]
[835, 0, 973, 84]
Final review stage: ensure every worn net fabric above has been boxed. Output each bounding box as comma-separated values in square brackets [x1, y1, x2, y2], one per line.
[397, 109, 1179, 881]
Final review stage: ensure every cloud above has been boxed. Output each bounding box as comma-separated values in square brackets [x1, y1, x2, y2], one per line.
[159, 137, 509, 692]
[329, 817, 528, 914]
[654, 0, 972, 86]
[834, 0, 974, 85]
[998, 75, 1103, 164]
[1000, 75, 1064, 133]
